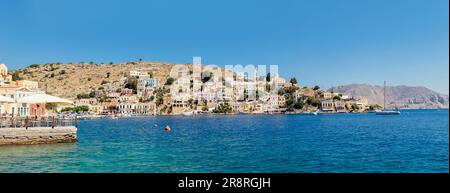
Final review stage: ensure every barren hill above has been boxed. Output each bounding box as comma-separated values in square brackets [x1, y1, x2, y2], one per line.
[10, 61, 176, 99]
[330, 84, 449, 109]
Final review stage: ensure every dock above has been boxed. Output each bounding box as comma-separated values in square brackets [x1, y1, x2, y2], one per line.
[0, 116, 78, 145]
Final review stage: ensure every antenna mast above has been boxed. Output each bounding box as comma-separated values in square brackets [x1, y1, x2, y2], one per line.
[383, 80, 386, 110]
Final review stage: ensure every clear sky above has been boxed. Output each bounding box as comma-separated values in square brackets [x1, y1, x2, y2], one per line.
[0, 0, 448, 94]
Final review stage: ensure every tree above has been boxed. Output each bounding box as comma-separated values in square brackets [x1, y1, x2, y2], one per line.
[285, 94, 295, 109]
[265, 83, 271, 92]
[61, 106, 89, 113]
[278, 88, 285, 95]
[255, 89, 260, 100]
[165, 77, 175, 85]
[125, 76, 138, 91]
[333, 95, 341, 101]
[188, 98, 194, 109]
[11, 72, 22, 81]
[201, 72, 213, 83]
[212, 103, 232, 113]
[313, 85, 320, 90]
[244, 89, 249, 100]
[369, 104, 382, 111]
[289, 77, 297, 85]
[266, 72, 271, 82]
[351, 104, 360, 111]
[89, 90, 96, 98]
[293, 101, 304, 109]
[155, 87, 169, 106]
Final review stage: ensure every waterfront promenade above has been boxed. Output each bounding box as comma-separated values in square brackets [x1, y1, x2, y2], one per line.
[0, 116, 78, 145]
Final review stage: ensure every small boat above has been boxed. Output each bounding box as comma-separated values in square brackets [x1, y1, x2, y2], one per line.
[182, 111, 193, 116]
[376, 81, 400, 115]
[375, 110, 401, 115]
[302, 110, 319, 116]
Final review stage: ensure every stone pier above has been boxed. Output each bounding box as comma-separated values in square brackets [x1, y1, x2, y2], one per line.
[0, 126, 77, 145]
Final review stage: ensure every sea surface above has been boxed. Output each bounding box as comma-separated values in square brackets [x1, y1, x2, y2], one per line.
[0, 109, 448, 173]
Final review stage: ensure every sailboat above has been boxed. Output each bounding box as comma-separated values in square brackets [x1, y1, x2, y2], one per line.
[376, 81, 401, 115]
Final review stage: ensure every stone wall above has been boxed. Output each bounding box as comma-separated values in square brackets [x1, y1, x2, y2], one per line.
[0, 126, 77, 145]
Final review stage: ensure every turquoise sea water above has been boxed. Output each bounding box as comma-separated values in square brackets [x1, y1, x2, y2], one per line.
[0, 109, 448, 173]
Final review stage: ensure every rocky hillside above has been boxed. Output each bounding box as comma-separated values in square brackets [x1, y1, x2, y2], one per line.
[329, 84, 449, 109]
[10, 61, 176, 99]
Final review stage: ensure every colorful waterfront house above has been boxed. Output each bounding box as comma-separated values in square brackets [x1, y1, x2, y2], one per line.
[88, 105, 101, 114]
[320, 92, 333, 100]
[263, 94, 284, 109]
[100, 102, 119, 115]
[118, 102, 135, 115]
[0, 86, 45, 116]
[137, 75, 158, 98]
[135, 102, 154, 115]
[231, 102, 242, 112]
[137, 75, 150, 96]
[170, 100, 190, 114]
[321, 100, 334, 113]
[334, 100, 347, 113]
[29, 103, 46, 117]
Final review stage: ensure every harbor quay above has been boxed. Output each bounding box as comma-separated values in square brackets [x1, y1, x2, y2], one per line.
[0, 116, 77, 145]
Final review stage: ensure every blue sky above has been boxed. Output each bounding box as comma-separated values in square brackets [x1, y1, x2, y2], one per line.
[0, 0, 448, 93]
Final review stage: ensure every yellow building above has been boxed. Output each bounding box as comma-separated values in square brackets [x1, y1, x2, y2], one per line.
[14, 80, 39, 90]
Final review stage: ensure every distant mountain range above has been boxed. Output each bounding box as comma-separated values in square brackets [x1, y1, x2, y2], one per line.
[329, 84, 449, 109]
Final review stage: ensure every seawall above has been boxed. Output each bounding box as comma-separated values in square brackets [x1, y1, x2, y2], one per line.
[0, 126, 77, 145]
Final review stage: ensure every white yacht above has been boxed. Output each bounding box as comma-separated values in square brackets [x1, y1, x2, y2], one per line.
[376, 81, 400, 115]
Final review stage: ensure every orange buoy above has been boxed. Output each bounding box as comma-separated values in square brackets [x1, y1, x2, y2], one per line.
[165, 125, 171, 132]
